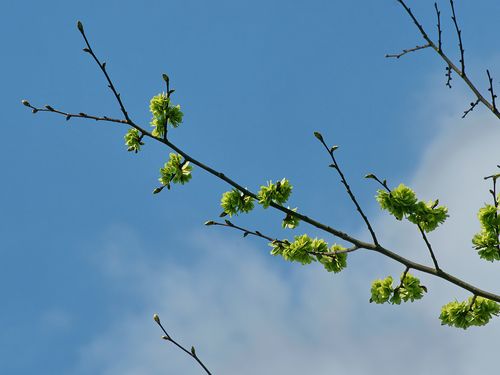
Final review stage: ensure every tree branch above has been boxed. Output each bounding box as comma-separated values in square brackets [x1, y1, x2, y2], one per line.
[395, 0, 500, 119]
[153, 314, 212, 375]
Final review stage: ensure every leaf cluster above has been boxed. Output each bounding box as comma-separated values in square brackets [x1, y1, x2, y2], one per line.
[269, 235, 347, 273]
[472, 204, 500, 261]
[257, 178, 292, 208]
[376, 184, 448, 232]
[150, 93, 183, 138]
[370, 273, 426, 304]
[159, 153, 192, 188]
[220, 189, 255, 217]
[439, 297, 500, 329]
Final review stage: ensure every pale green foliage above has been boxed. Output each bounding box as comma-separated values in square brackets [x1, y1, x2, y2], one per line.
[390, 273, 427, 304]
[439, 297, 500, 329]
[282, 207, 300, 229]
[376, 184, 448, 232]
[472, 204, 500, 261]
[407, 201, 448, 232]
[370, 276, 394, 304]
[269, 235, 348, 272]
[376, 184, 417, 220]
[258, 178, 292, 208]
[150, 93, 184, 137]
[220, 189, 254, 216]
[159, 153, 192, 188]
[370, 272, 426, 304]
[317, 244, 347, 273]
[124, 128, 143, 153]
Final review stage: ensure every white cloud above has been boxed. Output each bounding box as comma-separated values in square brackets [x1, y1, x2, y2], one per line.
[71, 78, 500, 374]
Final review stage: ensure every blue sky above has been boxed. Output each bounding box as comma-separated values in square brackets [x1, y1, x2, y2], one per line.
[2, 0, 500, 374]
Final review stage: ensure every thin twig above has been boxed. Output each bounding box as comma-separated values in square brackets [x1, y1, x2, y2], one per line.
[314, 132, 380, 247]
[206, 220, 361, 257]
[417, 224, 441, 271]
[462, 99, 480, 118]
[153, 314, 212, 375]
[21, 101, 127, 124]
[449, 0, 465, 75]
[77, 21, 132, 123]
[487, 69, 498, 113]
[434, 2, 442, 52]
[385, 44, 430, 59]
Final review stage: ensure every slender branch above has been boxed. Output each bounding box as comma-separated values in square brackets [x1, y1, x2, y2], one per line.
[21, 101, 128, 124]
[206, 220, 361, 257]
[487, 69, 498, 113]
[449, 0, 465, 75]
[434, 2, 442, 52]
[314, 132, 380, 247]
[385, 44, 430, 59]
[77, 21, 132, 123]
[417, 224, 440, 271]
[153, 314, 212, 375]
[395, 1, 500, 119]
[462, 99, 480, 118]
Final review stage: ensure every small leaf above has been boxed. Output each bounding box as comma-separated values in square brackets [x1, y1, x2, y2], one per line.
[219, 211, 228, 218]
[153, 187, 163, 194]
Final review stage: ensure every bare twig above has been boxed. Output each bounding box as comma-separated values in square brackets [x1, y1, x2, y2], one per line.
[314, 132, 380, 247]
[153, 314, 212, 375]
[21, 101, 127, 124]
[385, 44, 431, 59]
[487, 69, 498, 113]
[77, 21, 132, 123]
[434, 2, 442, 52]
[462, 99, 480, 118]
[449, 0, 465, 75]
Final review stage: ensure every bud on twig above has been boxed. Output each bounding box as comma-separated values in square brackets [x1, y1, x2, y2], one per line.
[204, 221, 215, 226]
[22, 100, 31, 107]
[77, 21, 84, 33]
[313, 131, 324, 142]
[153, 313, 161, 324]
[191, 346, 196, 356]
